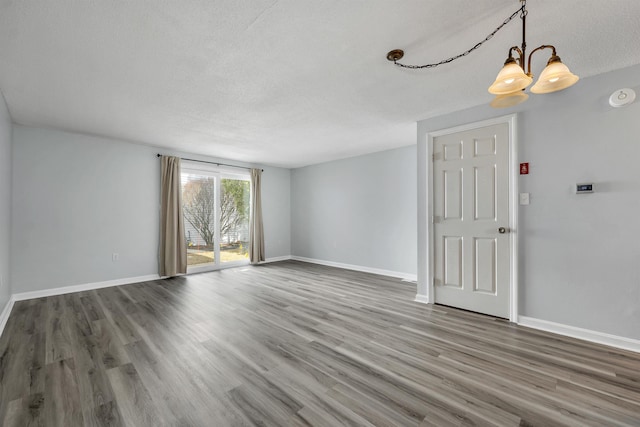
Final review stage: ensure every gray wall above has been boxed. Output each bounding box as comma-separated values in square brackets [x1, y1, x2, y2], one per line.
[291, 146, 417, 276]
[262, 165, 291, 259]
[417, 63, 640, 340]
[11, 126, 291, 293]
[0, 92, 11, 309]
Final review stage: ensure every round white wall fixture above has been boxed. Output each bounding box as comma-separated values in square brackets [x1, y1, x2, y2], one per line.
[609, 88, 636, 108]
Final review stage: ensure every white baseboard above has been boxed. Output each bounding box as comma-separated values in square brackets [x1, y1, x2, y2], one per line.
[0, 295, 16, 338]
[12, 274, 161, 302]
[262, 255, 293, 263]
[518, 316, 640, 353]
[414, 294, 430, 304]
[291, 256, 417, 282]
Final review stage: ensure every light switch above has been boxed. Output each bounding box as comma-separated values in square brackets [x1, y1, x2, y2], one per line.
[519, 193, 530, 205]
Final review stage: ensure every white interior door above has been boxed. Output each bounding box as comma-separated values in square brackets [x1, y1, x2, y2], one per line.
[432, 122, 511, 318]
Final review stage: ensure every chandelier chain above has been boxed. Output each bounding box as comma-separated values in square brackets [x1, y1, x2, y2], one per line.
[392, 3, 526, 69]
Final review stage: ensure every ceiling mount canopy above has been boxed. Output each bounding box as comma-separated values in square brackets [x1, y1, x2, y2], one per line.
[386, 0, 579, 108]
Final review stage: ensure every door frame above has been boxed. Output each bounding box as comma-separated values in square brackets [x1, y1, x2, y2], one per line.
[423, 114, 519, 322]
[181, 162, 252, 274]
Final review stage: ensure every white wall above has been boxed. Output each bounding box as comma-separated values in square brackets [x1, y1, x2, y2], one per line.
[291, 145, 416, 277]
[418, 63, 640, 340]
[11, 126, 291, 293]
[0, 92, 11, 309]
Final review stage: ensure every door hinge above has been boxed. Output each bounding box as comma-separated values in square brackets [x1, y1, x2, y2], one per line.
[432, 152, 442, 161]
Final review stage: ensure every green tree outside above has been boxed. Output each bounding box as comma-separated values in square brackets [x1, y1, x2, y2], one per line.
[182, 177, 249, 247]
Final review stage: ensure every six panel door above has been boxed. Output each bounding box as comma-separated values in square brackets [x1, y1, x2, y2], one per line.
[433, 122, 510, 318]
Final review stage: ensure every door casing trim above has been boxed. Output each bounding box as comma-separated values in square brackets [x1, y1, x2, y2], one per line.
[418, 114, 519, 322]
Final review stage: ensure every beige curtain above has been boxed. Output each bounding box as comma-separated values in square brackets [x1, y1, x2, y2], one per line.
[249, 168, 265, 264]
[159, 156, 187, 276]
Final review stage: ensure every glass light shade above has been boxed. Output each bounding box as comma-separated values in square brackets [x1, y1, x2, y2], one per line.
[490, 91, 529, 108]
[530, 60, 579, 94]
[488, 60, 533, 95]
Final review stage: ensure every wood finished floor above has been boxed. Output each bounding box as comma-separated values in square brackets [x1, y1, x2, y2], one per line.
[1, 261, 639, 426]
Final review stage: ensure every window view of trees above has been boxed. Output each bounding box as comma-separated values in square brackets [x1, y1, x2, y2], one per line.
[183, 177, 215, 247]
[181, 173, 250, 267]
[220, 179, 250, 244]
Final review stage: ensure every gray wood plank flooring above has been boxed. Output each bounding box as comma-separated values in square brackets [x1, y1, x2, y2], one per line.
[1, 260, 639, 426]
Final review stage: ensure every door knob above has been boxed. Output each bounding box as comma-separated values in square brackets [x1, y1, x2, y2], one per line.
[498, 227, 507, 234]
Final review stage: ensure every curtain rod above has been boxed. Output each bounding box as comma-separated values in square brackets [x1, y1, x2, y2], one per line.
[156, 154, 263, 172]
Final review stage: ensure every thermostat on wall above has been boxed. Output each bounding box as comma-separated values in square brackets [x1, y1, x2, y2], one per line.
[576, 183, 593, 194]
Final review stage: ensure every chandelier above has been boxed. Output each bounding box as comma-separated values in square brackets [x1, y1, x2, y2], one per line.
[386, 0, 579, 108]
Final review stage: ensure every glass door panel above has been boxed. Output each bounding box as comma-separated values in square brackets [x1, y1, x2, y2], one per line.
[181, 173, 217, 267]
[220, 178, 250, 263]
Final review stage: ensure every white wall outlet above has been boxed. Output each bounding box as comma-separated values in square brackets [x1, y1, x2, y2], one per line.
[519, 193, 530, 205]
[112, 252, 119, 262]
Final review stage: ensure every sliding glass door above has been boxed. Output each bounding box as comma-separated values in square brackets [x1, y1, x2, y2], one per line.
[181, 164, 250, 272]
[220, 178, 250, 263]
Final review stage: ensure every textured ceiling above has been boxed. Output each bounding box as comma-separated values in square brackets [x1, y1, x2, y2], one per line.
[1, 1, 639, 168]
